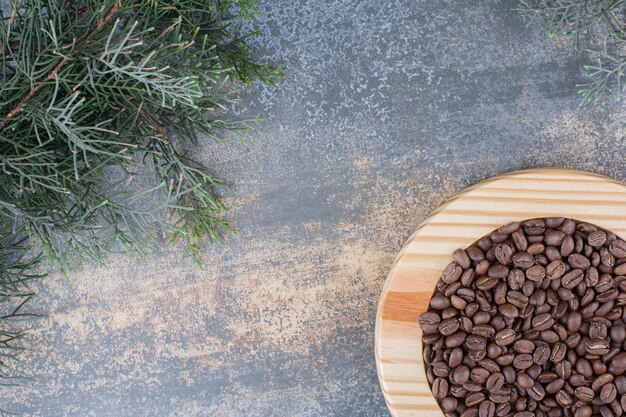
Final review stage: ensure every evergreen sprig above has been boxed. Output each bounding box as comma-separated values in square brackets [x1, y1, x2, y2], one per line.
[516, 0, 626, 105]
[0, 0, 282, 270]
[0, 0, 281, 400]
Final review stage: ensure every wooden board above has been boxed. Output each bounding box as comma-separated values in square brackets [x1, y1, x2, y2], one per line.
[374, 168, 626, 417]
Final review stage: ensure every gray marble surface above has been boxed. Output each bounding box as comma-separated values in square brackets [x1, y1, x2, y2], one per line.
[4, 1, 626, 416]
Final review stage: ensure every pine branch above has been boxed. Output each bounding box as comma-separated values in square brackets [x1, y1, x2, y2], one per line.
[516, 0, 626, 105]
[0, 1, 121, 128]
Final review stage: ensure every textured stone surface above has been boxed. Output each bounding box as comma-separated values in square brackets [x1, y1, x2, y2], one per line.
[4, 0, 626, 416]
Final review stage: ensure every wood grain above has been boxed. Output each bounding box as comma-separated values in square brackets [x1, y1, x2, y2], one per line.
[374, 168, 626, 417]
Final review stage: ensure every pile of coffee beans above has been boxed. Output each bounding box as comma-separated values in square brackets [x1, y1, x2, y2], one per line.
[419, 218, 626, 417]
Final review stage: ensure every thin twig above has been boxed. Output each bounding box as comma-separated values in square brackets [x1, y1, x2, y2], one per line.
[0, 1, 121, 128]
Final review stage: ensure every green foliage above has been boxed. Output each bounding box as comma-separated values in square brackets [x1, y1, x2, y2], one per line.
[0, 0, 281, 399]
[0, 0, 282, 271]
[516, 0, 626, 105]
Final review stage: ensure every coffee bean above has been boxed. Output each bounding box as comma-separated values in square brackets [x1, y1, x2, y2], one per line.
[479, 400, 496, 417]
[609, 353, 626, 375]
[528, 381, 546, 401]
[498, 303, 519, 318]
[451, 365, 470, 385]
[600, 248, 616, 269]
[471, 367, 490, 384]
[419, 312, 441, 333]
[570, 253, 592, 269]
[526, 265, 546, 282]
[432, 377, 448, 399]
[533, 342, 550, 365]
[562, 269, 585, 289]
[576, 386, 595, 402]
[546, 377, 565, 394]
[556, 389, 574, 407]
[441, 396, 458, 412]
[514, 339, 535, 354]
[586, 338, 611, 355]
[512, 228, 528, 252]
[439, 317, 460, 336]
[546, 260, 567, 280]
[575, 406, 593, 417]
[550, 341, 566, 361]
[495, 328, 516, 347]
[556, 360, 572, 379]
[487, 372, 505, 391]
[616, 263, 626, 276]
[507, 290, 529, 308]
[610, 240, 626, 259]
[442, 262, 463, 284]
[528, 242, 545, 255]
[513, 354, 533, 370]
[430, 294, 451, 309]
[488, 264, 510, 279]
[454, 248, 472, 269]
[602, 383, 618, 403]
[514, 412, 533, 417]
[589, 230, 608, 247]
[532, 313, 554, 331]
[465, 392, 485, 407]
[465, 334, 487, 351]
[495, 243, 515, 266]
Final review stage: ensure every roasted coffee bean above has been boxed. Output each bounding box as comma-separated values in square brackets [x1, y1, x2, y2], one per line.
[546, 377, 565, 394]
[533, 341, 550, 365]
[432, 377, 448, 399]
[528, 381, 546, 401]
[610, 240, 626, 259]
[574, 406, 593, 417]
[439, 317, 460, 336]
[495, 328, 516, 346]
[547, 260, 567, 280]
[602, 383, 618, 404]
[465, 334, 487, 351]
[487, 372, 505, 391]
[527, 265, 546, 282]
[513, 354, 533, 370]
[532, 313, 555, 331]
[513, 252, 534, 269]
[586, 338, 611, 355]
[556, 389, 574, 407]
[551, 342, 567, 363]
[471, 367, 490, 384]
[465, 392, 485, 407]
[512, 228, 528, 252]
[488, 264, 510, 279]
[576, 386, 595, 402]
[528, 242, 545, 255]
[514, 339, 535, 354]
[495, 243, 515, 266]
[479, 400, 496, 417]
[451, 365, 470, 385]
[609, 353, 626, 375]
[453, 248, 472, 269]
[419, 312, 441, 333]
[569, 253, 592, 269]
[589, 230, 608, 247]
[441, 396, 458, 412]
[563, 269, 585, 289]
[556, 360, 572, 379]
